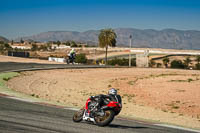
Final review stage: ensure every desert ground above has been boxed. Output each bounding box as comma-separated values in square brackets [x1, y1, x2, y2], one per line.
[6, 67, 200, 129]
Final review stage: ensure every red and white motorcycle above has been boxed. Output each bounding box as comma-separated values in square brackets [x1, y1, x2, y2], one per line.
[72, 96, 122, 126]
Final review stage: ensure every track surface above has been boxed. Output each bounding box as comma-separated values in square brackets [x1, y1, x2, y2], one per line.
[0, 96, 192, 133]
[0, 62, 109, 73]
[0, 62, 199, 133]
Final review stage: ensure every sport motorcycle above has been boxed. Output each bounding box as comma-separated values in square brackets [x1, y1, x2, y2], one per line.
[72, 96, 122, 126]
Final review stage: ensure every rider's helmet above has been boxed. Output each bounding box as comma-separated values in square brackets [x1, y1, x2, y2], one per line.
[108, 88, 117, 95]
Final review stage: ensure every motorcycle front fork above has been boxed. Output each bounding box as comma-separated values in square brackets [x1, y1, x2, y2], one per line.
[82, 110, 95, 122]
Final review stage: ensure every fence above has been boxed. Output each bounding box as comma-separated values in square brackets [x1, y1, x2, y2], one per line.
[8, 51, 30, 58]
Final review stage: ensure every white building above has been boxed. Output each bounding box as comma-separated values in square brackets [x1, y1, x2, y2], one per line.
[51, 45, 71, 49]
[11, 46, 31, 50]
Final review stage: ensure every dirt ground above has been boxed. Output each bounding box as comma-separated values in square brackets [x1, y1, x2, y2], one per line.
[6, 67, 200, 129]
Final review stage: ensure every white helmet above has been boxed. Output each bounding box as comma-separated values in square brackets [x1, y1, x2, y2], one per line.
[108, 88, 117, 95]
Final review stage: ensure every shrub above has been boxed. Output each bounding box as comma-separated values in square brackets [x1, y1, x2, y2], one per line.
[183, 57, 192, 69]
[195, 63, 200, 70]
[170, 60, 184, 69]
[107, 58, 136, 66]
[149, 59, 156, 67]
[162, 57, 170, 68]
[75, 53, 87, 64]
[71, 41, 78, 47]
[31, 44, 39, 51]
[156, 63, 162, 68]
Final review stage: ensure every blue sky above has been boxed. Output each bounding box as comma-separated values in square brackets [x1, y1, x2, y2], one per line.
[0, 0, 200, 39]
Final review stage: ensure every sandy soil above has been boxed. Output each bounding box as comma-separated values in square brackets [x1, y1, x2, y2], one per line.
[7, 68, 200, 129]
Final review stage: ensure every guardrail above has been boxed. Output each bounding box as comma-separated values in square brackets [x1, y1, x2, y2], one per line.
[131, 50, 200, 55]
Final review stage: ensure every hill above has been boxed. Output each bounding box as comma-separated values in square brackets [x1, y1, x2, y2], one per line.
[0, 36, 9, 43]
[17, 28, 200, 50]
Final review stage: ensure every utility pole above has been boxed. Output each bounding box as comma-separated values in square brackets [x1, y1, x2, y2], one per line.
[129, 35, 132, 67]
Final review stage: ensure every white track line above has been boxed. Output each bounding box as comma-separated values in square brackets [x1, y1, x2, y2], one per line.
[64, 108, 79, 111]
[7, 96, 35, 102]
[154, 124, 200, 133]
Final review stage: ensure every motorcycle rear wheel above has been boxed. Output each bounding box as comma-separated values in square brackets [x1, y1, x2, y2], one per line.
[94, 110, 115, 126]
[73, 109, 84, 122]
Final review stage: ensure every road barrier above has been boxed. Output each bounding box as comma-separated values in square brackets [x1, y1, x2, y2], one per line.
[48, 57, 66, 63]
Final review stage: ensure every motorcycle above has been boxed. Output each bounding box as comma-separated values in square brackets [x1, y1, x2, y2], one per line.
[72, 96, 122, 126]
[66, 53, 76, 64]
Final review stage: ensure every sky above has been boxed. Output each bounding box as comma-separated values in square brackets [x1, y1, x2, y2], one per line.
[0, 0, 200, 39]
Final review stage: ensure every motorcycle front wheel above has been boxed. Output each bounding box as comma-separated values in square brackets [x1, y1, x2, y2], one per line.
[94, 110, 115, 126]
[72, 109, 84, 122]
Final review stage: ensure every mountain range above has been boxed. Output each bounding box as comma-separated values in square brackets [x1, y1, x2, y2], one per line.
[0, 36, 9, 43]
[13, 28, 200, 50]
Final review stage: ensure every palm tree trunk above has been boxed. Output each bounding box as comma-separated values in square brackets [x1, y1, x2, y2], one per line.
[105, 45, 108, 65]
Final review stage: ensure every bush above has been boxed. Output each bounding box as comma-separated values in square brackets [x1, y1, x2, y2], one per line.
[195, 63, 200, 70]
[31, 44, 38, 51]
[107, 58, 136, 66]
[75, 53, 87, 64]
[149, 59, 156, 67]
[0, 43, 12, 53]
[170, 60, 184, 69]
[156, 63, 162, 68]
[71, 41, 78, 47]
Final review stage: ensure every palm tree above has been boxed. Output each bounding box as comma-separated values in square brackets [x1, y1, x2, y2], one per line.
[98, 28, 117, 65]
[162, 57, 170, 68]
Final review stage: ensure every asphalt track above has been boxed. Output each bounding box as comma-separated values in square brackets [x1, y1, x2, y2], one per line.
[0, 62, 111, 73]
[0, 62, 199, 133]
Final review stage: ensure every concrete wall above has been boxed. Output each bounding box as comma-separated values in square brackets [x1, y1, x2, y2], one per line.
[48, 57, 66, 63]
[136, 54, 149, 68]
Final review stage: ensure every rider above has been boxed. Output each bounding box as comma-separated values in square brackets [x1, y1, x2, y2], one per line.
[68, 48, 76, 63]
[69, 48, 76, 58]
[90, 88, 122, 109]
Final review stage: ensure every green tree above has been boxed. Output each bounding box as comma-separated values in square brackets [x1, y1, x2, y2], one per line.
[47, 42, 52, 50]
[107, 58, 136, 66]
[40, 45, 48, 51]
[171, 60, 184, 69]
[195, 55, 200, 70]
[4, 43, 11, 49]
[0, 43, 12, 53]
[31, 44, 38, 51]
[57, 41, 61, 47]
[162, 57, 170, 68]
[183, 57, 192, 69]
[98, 28, 117, 65]
[0, 44, 5, 52]
[75, 53, 88, 64]
[20, 38, 24, 43]
[65, 41, 71, 46]
[11, 40, 14, 45]
[156, 63, 162, 68]
[195, 55, 200, 64]
[149, 59, 156, 67]
[71, 41, 78, 47]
